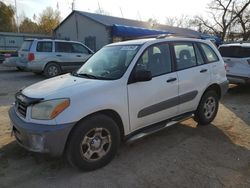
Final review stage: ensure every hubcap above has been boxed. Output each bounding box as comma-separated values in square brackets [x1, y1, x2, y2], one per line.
[203, 97, 216, 119]
[80, 127, 112, 162]
[48, 66, 58, 76]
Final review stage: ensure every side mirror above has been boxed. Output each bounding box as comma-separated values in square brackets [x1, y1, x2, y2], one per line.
[134, 70, 152, 82]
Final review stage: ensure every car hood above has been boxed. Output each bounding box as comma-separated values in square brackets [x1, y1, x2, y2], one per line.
[22, 73, 104, 98]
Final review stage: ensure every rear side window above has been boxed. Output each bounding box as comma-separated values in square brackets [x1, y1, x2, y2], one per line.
[72, 43, 89, 54]
[55, 42, 73, 53]
[20, 40, 33, 51]
[200, 43, 219, 62]
[220, 46, 250, 58]
[36, 41, 52, 52]
[173, 43, 197, 70]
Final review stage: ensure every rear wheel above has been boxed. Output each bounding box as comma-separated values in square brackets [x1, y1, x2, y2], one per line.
[16, 67, 24, 71]
[194, 90, 219, 125]
[66, 114, 120, 171]
[44, 63, 61, 78]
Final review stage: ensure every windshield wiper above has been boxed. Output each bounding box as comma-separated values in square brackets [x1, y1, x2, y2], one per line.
[72, 72, 114, 80]
[77, 73, 98, 79]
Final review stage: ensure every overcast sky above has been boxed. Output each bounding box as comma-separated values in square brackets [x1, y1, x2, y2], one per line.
[3, 0, 210, 24]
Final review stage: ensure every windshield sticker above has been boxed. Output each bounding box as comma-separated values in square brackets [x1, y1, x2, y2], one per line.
[120, 46, 138, 51]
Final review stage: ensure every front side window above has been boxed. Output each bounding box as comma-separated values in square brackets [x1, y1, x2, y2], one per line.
[135, 43, 172, 77]
[55, 42, 73, 53]
[76, 45, 140, 80]
[200, 43, 219, 62]
[72, 43, 89, 54]
[36, 41, 52, 52]
[173, 43, 196, 70]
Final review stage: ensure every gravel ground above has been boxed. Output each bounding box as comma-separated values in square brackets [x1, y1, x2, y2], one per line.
[0, 64, 250, 188]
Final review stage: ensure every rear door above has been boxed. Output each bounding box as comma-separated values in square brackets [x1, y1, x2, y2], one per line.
[35, 41, 53, 62]
[172, 42, 211, 113]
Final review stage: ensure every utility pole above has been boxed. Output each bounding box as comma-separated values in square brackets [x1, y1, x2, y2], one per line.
[98, 1, 102, 14]
[15, 0, 19, 33]
[71, 0, 75, 11]
[120, 7, 124, 18]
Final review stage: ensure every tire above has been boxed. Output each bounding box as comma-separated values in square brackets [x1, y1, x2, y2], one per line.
[66, 114, 120, 171]
[194, 90, 219, 125]
[33, 72, 43, 75]
[43, 63, 61, 78]
[16, 66, 24, 71]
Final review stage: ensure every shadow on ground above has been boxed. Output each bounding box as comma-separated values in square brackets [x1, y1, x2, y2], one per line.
[221, 84, 250, 125]
[1, 123, 250, 188]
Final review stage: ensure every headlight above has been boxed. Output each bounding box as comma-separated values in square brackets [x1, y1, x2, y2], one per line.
[31, 98, 70, 120]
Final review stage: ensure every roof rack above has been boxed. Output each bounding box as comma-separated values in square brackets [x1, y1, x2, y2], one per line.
[156, 33, 200, 39]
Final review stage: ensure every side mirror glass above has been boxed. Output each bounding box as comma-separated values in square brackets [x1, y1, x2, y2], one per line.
[134, 70, 152, 82]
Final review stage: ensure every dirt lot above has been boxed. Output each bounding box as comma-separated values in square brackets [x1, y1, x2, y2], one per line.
[0, 64, 250, 188]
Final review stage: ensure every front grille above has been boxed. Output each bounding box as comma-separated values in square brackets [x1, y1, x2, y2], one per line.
[16, 101, 28, 118]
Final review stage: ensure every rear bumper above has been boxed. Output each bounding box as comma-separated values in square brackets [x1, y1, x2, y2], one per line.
[8, 107, 75, 156]
[26, 61, 45, 72]
[227, 74, 250, 84]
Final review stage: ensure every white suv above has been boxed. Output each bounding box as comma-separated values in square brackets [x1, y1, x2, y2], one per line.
[219, 43, 250, 84]
[9, 36, 228, 171]
[17, 39, 94, 77]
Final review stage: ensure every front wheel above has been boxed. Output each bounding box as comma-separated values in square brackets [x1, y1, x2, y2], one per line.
[66, 114, 120, 171]
[194, 90, 219, 125]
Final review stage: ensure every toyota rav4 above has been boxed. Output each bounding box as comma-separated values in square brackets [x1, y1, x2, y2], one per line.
[9, 36, 228, 171]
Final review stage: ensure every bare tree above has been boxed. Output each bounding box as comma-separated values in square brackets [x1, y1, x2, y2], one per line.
[196, 0, 250, 41]
[234, 6, 250, 40]
[165, 15, 196, 29]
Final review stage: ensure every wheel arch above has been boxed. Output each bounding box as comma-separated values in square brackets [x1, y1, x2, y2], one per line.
[43, 61, 61, 70]
[64, 109, 125, 154]
[203, 83, 222, 99]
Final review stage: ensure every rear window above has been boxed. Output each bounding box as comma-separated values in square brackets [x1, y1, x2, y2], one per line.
[219, 46, 250, 58]
[36, 41, 52, 52]
[20, 40, 33, 51]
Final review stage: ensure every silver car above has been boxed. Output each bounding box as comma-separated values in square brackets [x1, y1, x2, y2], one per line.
[219, 43, 250, 84]
[17, 39, 94, 77]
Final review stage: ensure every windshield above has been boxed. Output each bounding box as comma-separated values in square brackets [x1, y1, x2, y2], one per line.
[76, 45, 140, 80]
[20, 40, 33, 51]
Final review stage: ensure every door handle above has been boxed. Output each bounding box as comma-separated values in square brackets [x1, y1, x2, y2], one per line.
[56, 54, 62, 57]
[76, 55, 81, 57]
[200, 69, 208, 73]
[166, 78, 177, 82]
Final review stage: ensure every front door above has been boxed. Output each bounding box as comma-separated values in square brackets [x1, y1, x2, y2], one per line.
[128, 43, 179, 131]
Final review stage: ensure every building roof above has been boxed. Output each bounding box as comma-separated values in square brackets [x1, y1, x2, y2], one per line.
[54, 11, 202, 37]
[0, 32, 49, 38]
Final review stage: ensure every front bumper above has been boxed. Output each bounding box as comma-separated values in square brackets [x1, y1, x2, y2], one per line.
[8, 107, 75, 156]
